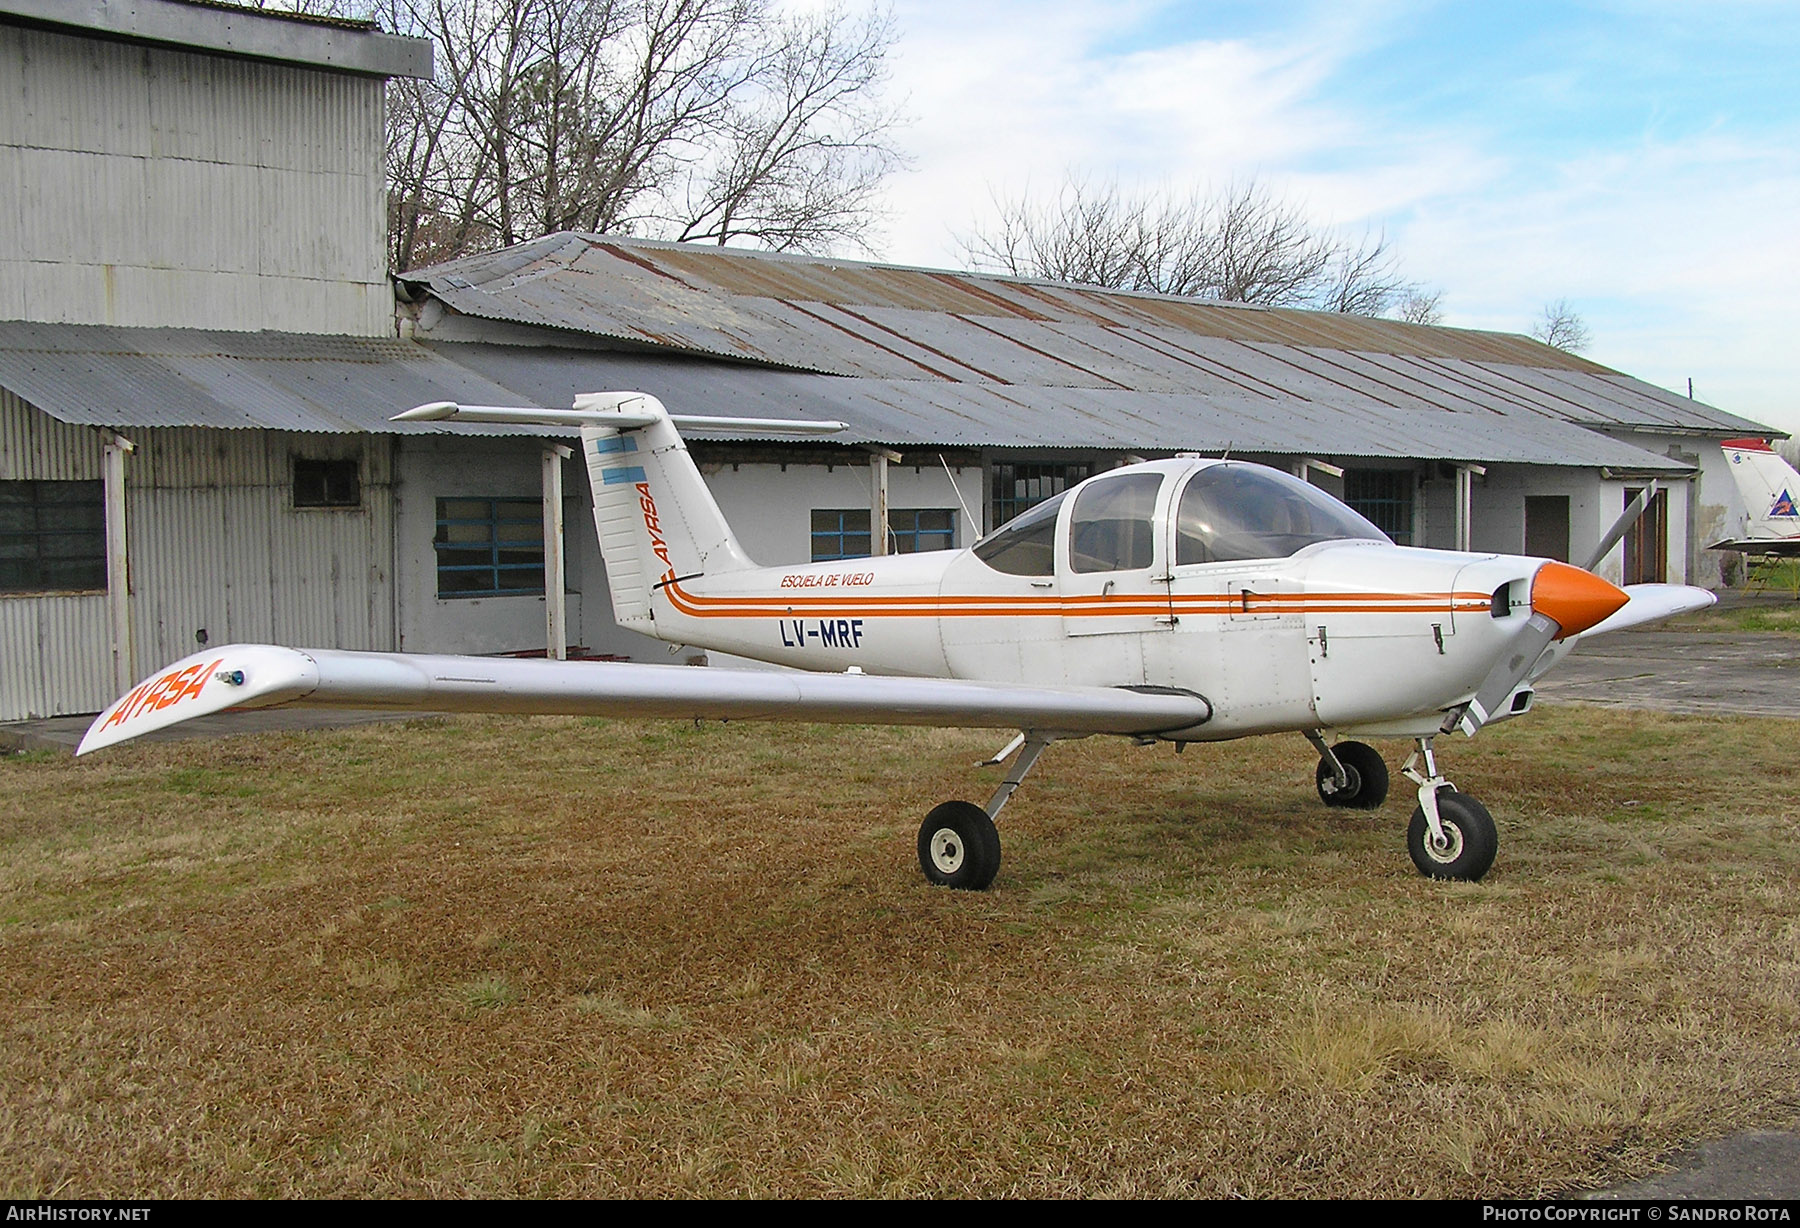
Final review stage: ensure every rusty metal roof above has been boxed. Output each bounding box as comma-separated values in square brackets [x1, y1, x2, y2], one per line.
[400, 233, 1768, 441]
[0, 320, 1735, 471]
[0, 323, 547, 435]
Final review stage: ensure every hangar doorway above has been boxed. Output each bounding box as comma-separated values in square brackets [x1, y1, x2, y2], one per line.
[1623, 486, 1668, 583]
[1525, 495, 1570, 562]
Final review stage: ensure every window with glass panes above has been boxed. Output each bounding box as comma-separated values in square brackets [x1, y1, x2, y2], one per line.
[293, 458, 360, 508]
[990, 462, 1091, 528]
[434, 497, 545, 597]
[0, 481, 106, 593]
[811, 508, 956, 561]
[1343, 469, 1415, 546]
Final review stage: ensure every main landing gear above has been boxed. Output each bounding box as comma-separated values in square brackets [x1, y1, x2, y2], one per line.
[917, 734, 1054, 891]
[1306, 733, 1390, 810]
[1309, 732, 1498, 882]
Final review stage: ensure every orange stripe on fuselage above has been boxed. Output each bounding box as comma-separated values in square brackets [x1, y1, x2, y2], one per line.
[660, 580, 1490, 620]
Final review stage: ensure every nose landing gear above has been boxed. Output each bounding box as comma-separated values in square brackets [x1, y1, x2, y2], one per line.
[1401, 737, 1497, 881]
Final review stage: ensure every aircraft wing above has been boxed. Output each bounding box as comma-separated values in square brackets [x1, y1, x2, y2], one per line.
[1578, 583, 1716, 637]
[1707, 537, 1800, 557]
[77, 644, 1213, 755]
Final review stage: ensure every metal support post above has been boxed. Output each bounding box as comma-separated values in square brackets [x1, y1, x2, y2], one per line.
[542, 444, 572, 660]
[102, 432, 136, 695]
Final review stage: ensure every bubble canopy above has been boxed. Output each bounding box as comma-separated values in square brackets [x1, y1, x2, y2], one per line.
[972, 461, 1390, 577]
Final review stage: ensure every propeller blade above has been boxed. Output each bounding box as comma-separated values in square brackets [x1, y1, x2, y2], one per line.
[1583, 480, 1657, 572]
[1446, 562, 1630, 737]
[1446, 612, 1560, 736]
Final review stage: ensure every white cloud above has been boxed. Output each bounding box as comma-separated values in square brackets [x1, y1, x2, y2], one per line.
[871, 0, 1800, 430]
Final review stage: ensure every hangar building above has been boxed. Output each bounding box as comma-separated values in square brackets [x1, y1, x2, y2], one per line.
[0, 0, 1776, 720]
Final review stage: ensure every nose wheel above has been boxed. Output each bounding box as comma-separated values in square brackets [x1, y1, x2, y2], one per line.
[1401, 738, 1497, 881]
[1406, 791, 1497, 880]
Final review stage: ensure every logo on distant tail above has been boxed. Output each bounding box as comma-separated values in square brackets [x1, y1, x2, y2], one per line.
[1773, 489, 1798, 518]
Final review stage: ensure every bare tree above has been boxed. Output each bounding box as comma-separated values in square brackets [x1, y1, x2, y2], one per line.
[1395, 288, 1444, 326]
[960, 178, 1427, 316]
[1530, 298, 1591, 352]
[336, 0, 902, 270]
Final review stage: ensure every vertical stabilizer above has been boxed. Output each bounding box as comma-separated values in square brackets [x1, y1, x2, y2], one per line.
[576, 393, 756, 631]
[1720, 439, 1800, 546]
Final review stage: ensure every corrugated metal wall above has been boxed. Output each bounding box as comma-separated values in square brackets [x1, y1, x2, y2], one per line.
[2, 393, 396, 719]
[0, 391, 114, 716]
[0, 22, 389, 334]
[125, 427, 396, 680]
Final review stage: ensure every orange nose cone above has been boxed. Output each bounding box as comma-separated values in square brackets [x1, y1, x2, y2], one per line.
[1531, 560, 1629, 637]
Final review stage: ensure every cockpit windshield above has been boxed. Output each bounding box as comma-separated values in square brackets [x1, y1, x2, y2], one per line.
[1175, 463, 1389, 565]
[971, 490, 1067, 576]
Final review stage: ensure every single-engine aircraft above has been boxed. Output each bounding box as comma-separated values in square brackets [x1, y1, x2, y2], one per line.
[80, 392, 1716, 888]
[1709, 438, 1800, 558]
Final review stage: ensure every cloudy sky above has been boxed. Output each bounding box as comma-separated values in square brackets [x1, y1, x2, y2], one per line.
[865, 0, 1799, 433]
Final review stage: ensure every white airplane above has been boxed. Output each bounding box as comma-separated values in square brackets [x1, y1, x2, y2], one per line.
[79, 392, 1715, 889]
[1710, 438, 1800, 557]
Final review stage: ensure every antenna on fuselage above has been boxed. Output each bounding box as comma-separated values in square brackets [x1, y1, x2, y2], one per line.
[938, 453, 978, 534]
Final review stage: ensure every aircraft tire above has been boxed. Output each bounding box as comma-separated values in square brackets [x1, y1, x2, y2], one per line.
[1407, 790, 1497, 881]
[918, 801, 1001, 890]
[1315, 740, 1389, 810]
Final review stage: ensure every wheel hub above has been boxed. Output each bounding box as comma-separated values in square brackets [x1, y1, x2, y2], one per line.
[929, 828, 964, 873]
[1426, 821, 1464, 863]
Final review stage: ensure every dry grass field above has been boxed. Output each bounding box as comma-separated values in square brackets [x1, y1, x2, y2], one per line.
[2, 705, 1797, 1198]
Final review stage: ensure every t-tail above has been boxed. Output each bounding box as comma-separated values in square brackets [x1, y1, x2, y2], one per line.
[393, 393, 844, 636]
[1713, 438, 1800, 553]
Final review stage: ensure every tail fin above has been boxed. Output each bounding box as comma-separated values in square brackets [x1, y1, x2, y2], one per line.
[1720, 438, 1800, 545]
[577, 393, 757, 630]
[392, 393, 844, 634]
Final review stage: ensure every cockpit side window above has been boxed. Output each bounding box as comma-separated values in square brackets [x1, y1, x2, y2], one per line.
[971, 490, 1067, 576]
[1069, 473, 1162, 573]
[1176, 463, 1390, 565]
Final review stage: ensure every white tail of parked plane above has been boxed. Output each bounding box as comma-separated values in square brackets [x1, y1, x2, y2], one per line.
[1712, 438, 1800, 557]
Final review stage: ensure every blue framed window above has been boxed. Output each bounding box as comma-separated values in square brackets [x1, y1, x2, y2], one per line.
[811, 509, 957, 561]
[889, 508, 955, 553]
[435, 497, 545, 597]
[811, 509, 873, 561]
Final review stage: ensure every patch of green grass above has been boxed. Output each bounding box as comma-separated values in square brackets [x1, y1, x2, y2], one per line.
[453, 976, 519, 1010]
[0, 708, 1797, 1197]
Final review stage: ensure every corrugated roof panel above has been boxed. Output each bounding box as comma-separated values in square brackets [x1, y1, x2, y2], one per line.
[0, 322, 552, 434]
[424, 343, 1698, 469]
[0, 323, 1719, 474]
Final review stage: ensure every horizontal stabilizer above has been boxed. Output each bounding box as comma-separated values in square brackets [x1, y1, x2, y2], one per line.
[393, 396, 845, 436]
[79, 645, 1213, 755]
[1579, 584, 1716, 637]
[1708, 537, 1800, 557]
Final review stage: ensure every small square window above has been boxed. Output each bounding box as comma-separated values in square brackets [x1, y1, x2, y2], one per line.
[0, 480, 105, 593]
[294, 459, 361, 509]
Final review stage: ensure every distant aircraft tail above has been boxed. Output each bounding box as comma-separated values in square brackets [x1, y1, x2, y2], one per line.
[1715, 438, 1800, 551]
[392, 393, 844, 634]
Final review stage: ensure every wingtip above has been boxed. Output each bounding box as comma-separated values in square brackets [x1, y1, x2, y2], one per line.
[392, 401, 459, 422]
